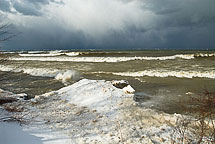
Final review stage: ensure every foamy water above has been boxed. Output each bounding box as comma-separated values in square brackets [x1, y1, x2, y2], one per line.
[1, 62, 214, 80]
[1, 56, 210, 144]
[18, 52, 81, 57]
[1, 50, 215, 118]
[0, 65, 80, 83]
[1, 50, 215, 80]
[11, 54, 195, 63]
[19, 53, 63, 57]
[9, 52, 215, 63]
[112, 70, 215, 79]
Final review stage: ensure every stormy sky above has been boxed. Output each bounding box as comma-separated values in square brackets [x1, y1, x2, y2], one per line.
[0, 0, 214, 50]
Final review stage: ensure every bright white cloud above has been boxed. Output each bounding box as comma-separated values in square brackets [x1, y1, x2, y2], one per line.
[6, 0, 156, 37]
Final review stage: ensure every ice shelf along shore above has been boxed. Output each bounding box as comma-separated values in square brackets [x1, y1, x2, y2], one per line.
[0, 79, 199, 144]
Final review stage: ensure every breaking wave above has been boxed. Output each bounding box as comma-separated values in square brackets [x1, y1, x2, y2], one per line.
[18, 52, 89, 57]
[0, 65, 80, 83]
[19, 53, 63, 57]
[64, 52, 81, 56]
[0, 51, 16, 54]
[93, 70, 215, 79]
[194, 53, 215, 57]
[11, 54, 196, 62]
[27, 51, 44, 54]
[5, 52, 215, 62]
[113, 70, 215, 79]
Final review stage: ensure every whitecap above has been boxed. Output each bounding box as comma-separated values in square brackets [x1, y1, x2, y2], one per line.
[64, 52, 80, 56]
[19, 53, 63, 57]
[112, 70, 215, 79]
[10, 54, 196, 62]
[0, 65, 80, 83]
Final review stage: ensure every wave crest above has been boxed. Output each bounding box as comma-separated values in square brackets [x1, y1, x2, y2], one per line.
[11, 54, 196, 62]
[18, 52, 88, 57]
[0, 65, 80, 83]
[19, 53, 63, 57]
[111, 70, 215, 79]
[11, 52, 215, 62]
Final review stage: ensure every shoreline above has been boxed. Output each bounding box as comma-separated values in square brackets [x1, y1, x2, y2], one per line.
[0, 78, 199, 143]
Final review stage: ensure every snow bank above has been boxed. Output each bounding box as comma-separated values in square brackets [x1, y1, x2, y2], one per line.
[49, 79, 134, 113]
[1, 79, 198, 143]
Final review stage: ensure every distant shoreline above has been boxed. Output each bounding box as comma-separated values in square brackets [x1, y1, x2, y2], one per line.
[1, 49, 215, 52]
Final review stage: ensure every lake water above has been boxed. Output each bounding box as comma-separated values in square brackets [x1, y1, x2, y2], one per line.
[1, 50, 215, 114]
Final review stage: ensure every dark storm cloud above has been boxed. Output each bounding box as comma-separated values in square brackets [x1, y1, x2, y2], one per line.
[0, 0, 52, 16]
[0, 0, 214, 50]
[24, 0, 50, 4]
[12, 1, 43, 16]
[0, 0, 11, 12]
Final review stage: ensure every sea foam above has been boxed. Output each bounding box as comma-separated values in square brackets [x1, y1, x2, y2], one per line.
[0, 65, 79, 83]
[112, 70, 215, 79]
[15, 52, 215, 62]
[18, 52, 82, 57]
[19, 53, 63, 57]
[11, 54, 196, 62]
[55, 70, 80, 83]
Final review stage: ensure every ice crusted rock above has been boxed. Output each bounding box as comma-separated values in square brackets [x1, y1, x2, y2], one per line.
[111, 80, 129, 89]
[111, 80, 135, 93]
[123, 85, 135, 94]
[0, 89, 27, 103]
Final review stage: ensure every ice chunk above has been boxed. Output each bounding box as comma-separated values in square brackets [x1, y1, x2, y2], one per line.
[123, 85, 135, 94]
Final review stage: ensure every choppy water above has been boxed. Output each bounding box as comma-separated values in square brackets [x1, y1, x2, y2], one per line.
[1, 50, 215, 114]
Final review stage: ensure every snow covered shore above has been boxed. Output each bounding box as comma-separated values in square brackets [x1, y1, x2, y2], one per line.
[0, 79, 197, 143]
